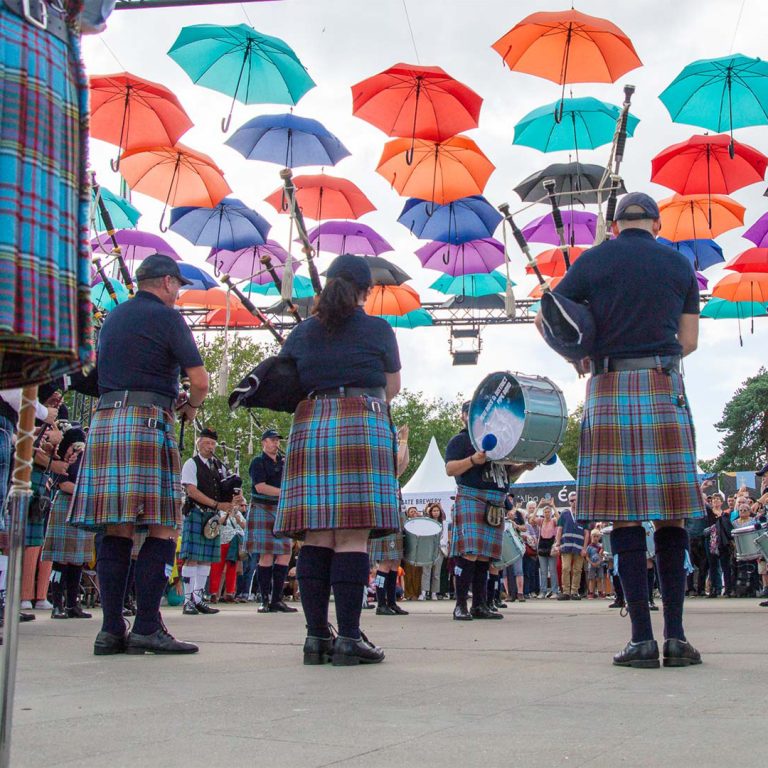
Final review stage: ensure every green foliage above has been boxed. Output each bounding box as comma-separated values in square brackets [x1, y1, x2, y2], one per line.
[558, 404, 583, 478]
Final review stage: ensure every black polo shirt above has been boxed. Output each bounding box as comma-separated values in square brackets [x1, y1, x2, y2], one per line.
[97, 291, 203, 398]
[249, 452, 284, 494]
[554, 229, 700, 359]
[279, 308, 400, 391]
[445, 428, 499, 492]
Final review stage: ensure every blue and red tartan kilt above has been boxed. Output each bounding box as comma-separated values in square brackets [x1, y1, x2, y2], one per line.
[179, 508, 221, 563]
[42, 492, 94, 565]
[68, 405, 182, 531]
[24, 506, 47, 547]
[449, 486, 506, 560]
[369, 531, 404, 563]
[246, 498, 291, 556]
[577, 369, 704, 522]
[274, 398, 400, 538]
[0, 8, 93, 387]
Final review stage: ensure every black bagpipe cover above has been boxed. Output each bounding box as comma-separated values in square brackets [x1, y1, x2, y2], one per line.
[228, 355, 307, 414]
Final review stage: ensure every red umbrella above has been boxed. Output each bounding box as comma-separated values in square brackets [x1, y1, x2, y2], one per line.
[529, 276, 563, 299]
[525, 247, 585, 278]
[264, 173, 375, 220]
[364, 284, 420, 316]
[724, 247, 768, 273]
[89, 72, 193, 171]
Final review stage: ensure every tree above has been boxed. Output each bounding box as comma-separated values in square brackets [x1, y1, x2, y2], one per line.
[706, 368, 768, 472]
[558, 404, 583, 478]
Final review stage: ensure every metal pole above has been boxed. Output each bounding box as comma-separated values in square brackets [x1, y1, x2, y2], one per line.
[115, 0, 275, 8]
[0, 386, 37, 767]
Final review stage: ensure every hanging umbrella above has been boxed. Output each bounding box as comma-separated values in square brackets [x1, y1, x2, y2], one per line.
[89, 72, 194, 170]
[351, 63, 482, 142]
[91, 186, 141, 231]
[205, 306, 262, 328]
[91, 229, 180, 263]
[743, 213, 768, 248]
[176, 287, 243, 310]
[701, 297, 767, 319]
[657, 237, 724, 270]
[525, 246, 585, 278]
[306, 221, 393, 256]
[247, 274, 315, 299]
[659, 54, 768, 155]
[321, 256, 409, 286]
[711, 271, 768, 303]
[415, 238, 505, 276]
[514, 162, 624, 205]
[91, 278, 130, 312]
[225, 113, 350, 167]
[207, 241, 289, 279]
[658, 194, 745, 241]
[513, 96, 639, 152]
[381, 309, 433, 329]
[169, 197, 271, 250]
[431, 271, 508, 297]
[376, 135, 494, 205]
[398, 196, 502, 245]
[724, 247, 768, 273]
[119, 144, 231, 230]
[365, 285, 421, 316]
[696, 271, 708, 291]
[529, 276, 564, 299]
[521, 210, 597, 245]
[167, 24, 316, 131]
[264, 173, 375, 220]
[177, 262, 218, 290]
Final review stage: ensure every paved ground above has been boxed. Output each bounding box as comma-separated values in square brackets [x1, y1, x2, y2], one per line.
[9, 596, 765, 767]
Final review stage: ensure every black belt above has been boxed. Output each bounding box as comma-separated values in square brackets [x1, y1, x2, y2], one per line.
[309, 386, 386, 401]
[590, 355, 681, 376]
[3, 0, 69, 44]
[97, 390, 175, 412]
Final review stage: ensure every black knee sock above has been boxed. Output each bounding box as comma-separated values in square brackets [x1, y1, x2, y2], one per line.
[613, 573, 624, 602]
[375, 569, 388, 607]
[654, 527, 688, 641]
[454, 557, 475, 605]
[296, 546, 333, 638]
[647, 566, 656, 600]
[64, 564, 83, 609]
[96, 536, 133, 636]
[50, 563, 65, 610]
[385, 570, 398, 607]
[257, 565, 273, 603]
[133, 537, 175, 636]
[611, 527, 653, 643]
[330, 552, 370, 640]
[487, 573, 498, 605]
[472, 560, 490, 610]
[124, 559, 136, 605]
[271, 564, 289, 606]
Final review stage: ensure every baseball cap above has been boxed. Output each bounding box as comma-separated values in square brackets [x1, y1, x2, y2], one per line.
[326, 254, 372, 290]
[261, 429, 283, 440]
[615, 192, 660, 221]
[135, 253, 193, 285]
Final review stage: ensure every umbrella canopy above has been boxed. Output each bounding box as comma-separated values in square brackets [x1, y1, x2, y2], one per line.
[91, 229, 180, 262]
[658, 194, 745, 241]
[306, 221, 393, 256]
[91, 278, 130, 311]
[743, 213, 768, 248]
[91, 186, 141, 231]
[525, 246, 585, 278]
[382, 309, 433, 329]
[431, 271, 508, 297]
[247, 274, 315, 299]
[521, 210, 597, 245]
[696, 271, 708, 291]
[224, 113, 350, 168]
[207, 241, 289, 279]
[205, 306, 262, 328]
[321, 256, 410, 286]
[176, 287, 243, 310]
[711, 271, 768, 303]
[415, 238, 505, 276]
[514, 161, 624, 205]
[724, 247, 768, 273]
[264, 173, 375, 220]
[657, 237, 724, 270]
[365, 284, 421, 316]
[351, 62, 482, 142]
[529, 276, 564, 299]
[398, 196, 502, 245]
[513, 96, 639, 152]
[701, 297, 767, 319]
[177, 262, 218, 290]
[169, 197, 271, 250]
[376, 135, 495, 205]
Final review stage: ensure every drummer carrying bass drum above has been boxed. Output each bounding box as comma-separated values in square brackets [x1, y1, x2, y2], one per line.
[445, 401, 533, 621]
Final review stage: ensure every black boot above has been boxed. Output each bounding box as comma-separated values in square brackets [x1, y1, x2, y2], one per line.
[453, 600, 472, 621]
[331, 631, 384, 666]
[612, 640, 660, 669]
[303, 634, 334, 665]
[662, 638, 702, 667]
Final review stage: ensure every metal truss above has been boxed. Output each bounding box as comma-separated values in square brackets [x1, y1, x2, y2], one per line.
[115, 0, 276, 9]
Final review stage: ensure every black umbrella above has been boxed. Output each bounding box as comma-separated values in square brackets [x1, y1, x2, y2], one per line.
[514, 162, 625, 205]
[321, 256, 411, 286]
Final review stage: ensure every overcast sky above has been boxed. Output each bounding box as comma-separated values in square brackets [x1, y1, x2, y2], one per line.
[83, 0, 767, 462]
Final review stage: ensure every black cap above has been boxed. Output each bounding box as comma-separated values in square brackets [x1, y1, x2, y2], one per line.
[199, 427, 218, 441]
[58, 427, 86, 458]
[615, 192, 660, 221]
[135, 253, 193, 285]
[261, 429, 283, 440]
[461, 400, 470, 414]
[326, 254, 372, 290]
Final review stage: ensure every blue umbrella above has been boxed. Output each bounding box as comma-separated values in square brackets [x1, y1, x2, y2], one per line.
[177, 262, 218, 290]
[657, 237, 724, 270]
[245, 274, 315, 299]
[225, 113, 350, 168]
[91, 278, 130, 311]
[169, 198, 271, 250]
[430, 271, 508, 297]
[398, 195, 502, 245]
[381, 309, 433, 329]
[91, 186, 141, 231]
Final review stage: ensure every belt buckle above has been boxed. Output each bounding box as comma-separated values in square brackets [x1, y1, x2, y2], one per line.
[146, 417, 158, 429]
[22, 0, 48, 30]
[371, 399, 381, 414]
[111, 399, 123, 409]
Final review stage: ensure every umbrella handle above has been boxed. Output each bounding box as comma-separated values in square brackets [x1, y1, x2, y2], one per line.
[159, 206, 169, 233]
[221, 113, 233, 134]
[110, 155, 121, 173]
[405, 144, 415, 166]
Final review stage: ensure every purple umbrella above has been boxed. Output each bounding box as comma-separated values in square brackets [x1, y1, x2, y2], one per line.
[306, 221, 393, 256]
[90, 229, 180, 261]
[415, 238, 505, 276]
[696, 271, 708, 291]
[521, 210, 597, 246]
[207, 240, 290, 279]
[743, 213, 768, 248]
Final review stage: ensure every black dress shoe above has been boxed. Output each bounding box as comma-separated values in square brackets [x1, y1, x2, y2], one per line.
[269, 600, 298, 613]
[376, 604, 396, 615]
[182, 601, 199, 615]
[760, 600, 768, 607]
[471, 604, 503, 620]
[663, 638, 702, 667]
[487, 601, 499, 613]
[608, 600, 625, 609]
[257, 602, 271, 613]
[388, 603, 409, 615]
[66, 605, 91, 619]
[51, 605, 68, 619]
[362, 602, 375, 609]
[556, 593, 571, 601]
[494, 598, 508, 608]
[570, 594, 582, 601]
[332, 632, 384, 666]
[612, 640, 660, 668]
[453, 602, 472, 621]
[122, 607, 136, 617]
[195, 601, 220, 615]
[303, 635, 334, 665]
[126, 626, 198, 655]
[94, 630, 128, 656]
[19, 612, 35, 622]
[648, 601, 659, 612]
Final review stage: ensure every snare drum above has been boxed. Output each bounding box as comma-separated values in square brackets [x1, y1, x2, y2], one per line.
[732, 524, 763, 561]
[403, 517, 442, 566]
[493, 522, 525, 569]
[755, 531, 768, 560]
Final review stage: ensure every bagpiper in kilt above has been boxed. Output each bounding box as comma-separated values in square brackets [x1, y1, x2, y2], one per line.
[449, 485, 507, 562]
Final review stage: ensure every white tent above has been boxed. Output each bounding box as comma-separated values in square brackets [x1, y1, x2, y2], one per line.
[516, 455, 575, 485]
[401, 436, 456, 518]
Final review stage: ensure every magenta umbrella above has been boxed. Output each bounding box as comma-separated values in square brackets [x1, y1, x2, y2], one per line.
[306, 220, 393, 256]
[696, 271, 708, 291]
[90, 229, 180, 262]
[743, 213, 768, 248]
[207, 240, 289, 279]
[415, 237, 505, 276]
[521, 210, 597, 246]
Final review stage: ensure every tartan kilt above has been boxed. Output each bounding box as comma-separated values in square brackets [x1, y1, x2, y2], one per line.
[274, 398, 400, 538]
[368, 531, 403, 563]
[42, 492, 94, 564]
[179, 507, 221, 563]
[68, 405, 182, 531]
[0, 8, 94, 388]
[449, 485, 506, 560]
[577, 369, 704, 522]
[24, 507, 47, 547]
[246, 499, 291, 556]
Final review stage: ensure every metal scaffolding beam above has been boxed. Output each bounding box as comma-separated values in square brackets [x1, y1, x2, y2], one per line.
[115, 0, 277, 9]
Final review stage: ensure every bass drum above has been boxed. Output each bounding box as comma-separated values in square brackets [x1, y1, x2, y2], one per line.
[468, 372, 567, 464]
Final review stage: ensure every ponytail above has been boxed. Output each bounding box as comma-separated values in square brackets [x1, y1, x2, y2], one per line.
[312, 276, 360, 332]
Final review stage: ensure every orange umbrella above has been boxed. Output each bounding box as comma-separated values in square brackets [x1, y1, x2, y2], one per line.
[264, 173, 375, 220]
[365, 285, 420, 316]
[525, 246, 585, 278]
[711, 272, 768, 304]
[658, 194, 745, 241]
[528, 276, 563, 299]
[724, 247, 768, 273]
[376, 135, 495, 205]
[205, 306, 261, 328]
[176, 288, 243, 310]
[119, 143, 231, 230]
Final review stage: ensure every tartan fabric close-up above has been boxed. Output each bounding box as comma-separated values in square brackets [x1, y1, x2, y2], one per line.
[368, 531, 404, 562]
[245, 500, 291, 556]
[42, 491, 94, 564]
[449, 486, 506, 561]
[179, 508, 221, 563]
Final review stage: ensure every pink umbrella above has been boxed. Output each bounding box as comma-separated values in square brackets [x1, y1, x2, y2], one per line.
[415, 238, 505, 276]
[90, 229, 180, 262]
[207, 240, 289, 279]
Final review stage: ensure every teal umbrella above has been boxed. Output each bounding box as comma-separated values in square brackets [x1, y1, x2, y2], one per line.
[513, 97, 639, 152]
[381, 309, 433, 329]
[168, 24, 316, 131]
[430, 271, 509, 297]
[244, 274, 314, 299]
[701, 297, 767, 319]
[91, 279, 130, 312]
[91, 186, 141, 231]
